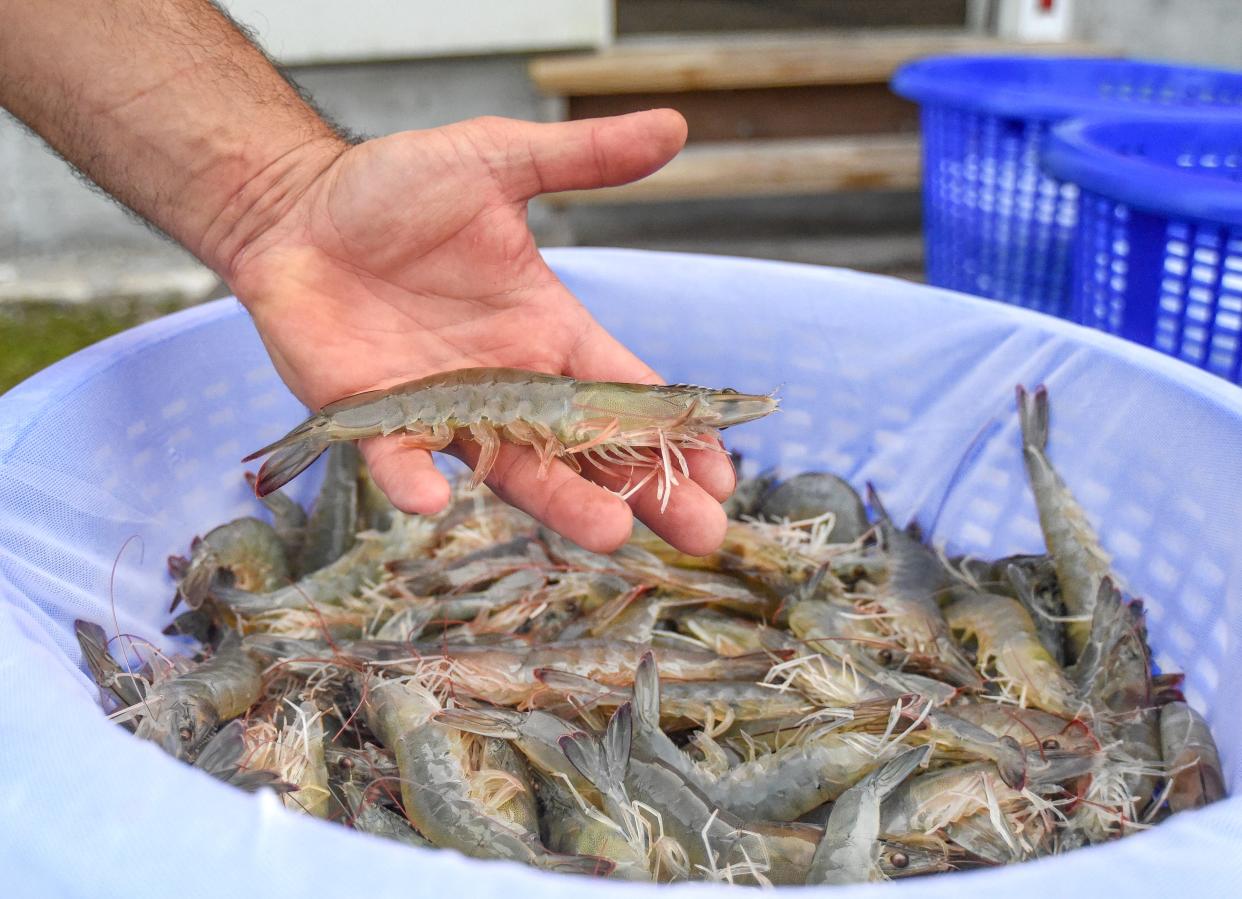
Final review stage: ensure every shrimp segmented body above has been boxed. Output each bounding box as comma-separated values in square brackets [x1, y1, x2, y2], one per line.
[246, 367, 778, 510]
[945, 591, 1081, 716]
[1017, 385, 1114, 660]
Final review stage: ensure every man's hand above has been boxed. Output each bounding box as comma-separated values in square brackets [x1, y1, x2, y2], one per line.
[0, 0, 734, 554]
[218, 111, 734, 555]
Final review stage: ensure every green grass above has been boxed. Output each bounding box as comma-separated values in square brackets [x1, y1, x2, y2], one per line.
[0, 298, 186, 393]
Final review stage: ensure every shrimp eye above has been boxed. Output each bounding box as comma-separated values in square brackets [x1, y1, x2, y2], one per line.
[878, 649, 894, 664]
[721, 388, 739, 394]
[1041, 738, 1061, 751]
[890, 851, 909, 869]
[339, 756, 355, 770]
[178, 726, 193, 742]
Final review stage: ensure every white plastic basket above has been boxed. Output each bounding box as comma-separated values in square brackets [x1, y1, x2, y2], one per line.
[0, 249, 1236, 897]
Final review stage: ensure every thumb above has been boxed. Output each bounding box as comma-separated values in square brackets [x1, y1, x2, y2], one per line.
[503, 109, 687, 198]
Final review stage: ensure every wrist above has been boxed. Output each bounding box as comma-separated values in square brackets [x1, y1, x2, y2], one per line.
[195, 133, 349, 282]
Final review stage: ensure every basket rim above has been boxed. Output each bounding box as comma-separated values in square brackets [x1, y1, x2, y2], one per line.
[891, 54, 1242, 122]
[1043, 114, 1242, 226]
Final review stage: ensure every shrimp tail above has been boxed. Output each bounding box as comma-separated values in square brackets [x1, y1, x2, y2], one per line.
[1016, 385, 1049, 453]
[633, 652, 661, 732]
[74, 619, 116, 683]
[560, 703, 633, 805]
[243, 415, 333, 497]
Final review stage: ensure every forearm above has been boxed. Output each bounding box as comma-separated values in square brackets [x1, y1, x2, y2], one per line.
[0, 0, 346, 274]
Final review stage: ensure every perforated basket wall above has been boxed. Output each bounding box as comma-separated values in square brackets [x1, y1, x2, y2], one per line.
[1, 249, 1238, 898]
[893, 56, 1242, 318]
[1045, 116, 1242, 383]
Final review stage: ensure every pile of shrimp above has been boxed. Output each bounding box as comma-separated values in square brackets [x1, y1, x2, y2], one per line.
[77, 385, 1224, 886]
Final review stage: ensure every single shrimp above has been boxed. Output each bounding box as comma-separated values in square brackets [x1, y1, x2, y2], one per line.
[1159, 701, 1226, 812]
[74, 619, 146, 712]
[245, 701, 332, 817]
[560, 704, 768, 883]
[361, 674, 611, 875]
[110, 634, 263, 759]
[245, 367, 778, 511]
[866, 486, 983, 689]
[193, 720, 293, 794]
[534, 667, 813, 733]
[246, 473, 308, 564]
[1016, 385, 1114, 660]
[296, 442, 360, 576]
[805, 745, 931, 884]
[434, 706, 594, 797]
[472, 736, 539, 834]
[337, 780, 435, 850]
[169, 516, 290, 610]
[533, 770, 652, 881]
[948, 702, 1100, 756]
[209, 514, 437, 615]
[879, 763, 1028, 840]
[757, 471, 871, 543]
[944, 590, 1081, 716]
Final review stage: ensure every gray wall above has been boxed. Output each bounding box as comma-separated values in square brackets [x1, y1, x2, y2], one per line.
[0, 55, 553, 262]
[1073, 0, 1242, 68]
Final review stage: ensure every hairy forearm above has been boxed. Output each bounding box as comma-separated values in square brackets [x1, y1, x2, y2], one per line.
[0, 0, 346, 273]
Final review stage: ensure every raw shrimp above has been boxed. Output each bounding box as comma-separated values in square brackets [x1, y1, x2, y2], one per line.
[1017, 385, 1114, 660]
[945, 590, 1081, 716]
[866, 486, 982, 688]
[435, 707, 594, 797]
[757, 471, 870, 543]
[245, 367, 777, 510]
[210, 514, 437, 614]
[805, 745, 930, 884]
[561, 705, 768, 883]
[74, 619, 146, 711]
[338, 780, 434, 849]
[361, 675, 610, 874]
[1159, 701, 1225, 811]
[535, 668, 812, 733]
[534, 770, 651, 880]
[297, 442, 360, 576]
[170, 516, 289, 610]
[247, 474, 308, 563]
[193, 720, 292, 794]
[110, 634, 262, 759]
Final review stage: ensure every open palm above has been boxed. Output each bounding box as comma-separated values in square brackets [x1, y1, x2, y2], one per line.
[224, 110, 732, 555]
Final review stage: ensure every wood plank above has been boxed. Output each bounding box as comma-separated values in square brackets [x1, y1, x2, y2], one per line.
[569, 83, 919, 143]
[545, 135, 921, 205]
[616, 0, 968, 35]
[529, 30, 1111, 96]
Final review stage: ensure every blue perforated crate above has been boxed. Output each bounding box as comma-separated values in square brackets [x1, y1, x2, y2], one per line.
[892, 56, 1242, 317]
[1044, 115, 1242, 383]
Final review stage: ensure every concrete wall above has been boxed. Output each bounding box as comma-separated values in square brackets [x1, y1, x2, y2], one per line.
[1072, 0, 1242, 68]
[223, 0, 610, 63]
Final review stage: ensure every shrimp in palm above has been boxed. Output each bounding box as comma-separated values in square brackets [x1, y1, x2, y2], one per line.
[245, 367, 777, 511]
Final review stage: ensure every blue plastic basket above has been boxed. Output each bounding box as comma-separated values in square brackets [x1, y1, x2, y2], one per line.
[1044, 115, 1242, 383]
[892, 56, 1242, 317]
